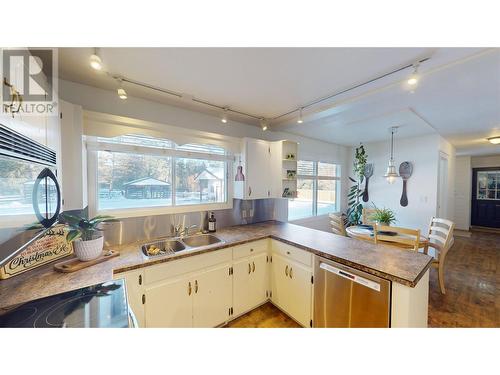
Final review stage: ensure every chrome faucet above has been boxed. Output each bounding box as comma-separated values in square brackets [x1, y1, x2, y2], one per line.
[172, 215, 198, 237]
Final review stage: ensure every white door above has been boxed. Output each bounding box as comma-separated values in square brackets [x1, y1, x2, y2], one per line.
[245, 139, 271, 199]
[270, 254, 291, 312]
[286, 259, 312, 327]
[120, 271, 145, 328]
[248, 252, 268, 308]
[193, 263, 232, 327]
[233, 258, 253, 316]
[438, 153, 449, 218]
[145, 275, 193, 328]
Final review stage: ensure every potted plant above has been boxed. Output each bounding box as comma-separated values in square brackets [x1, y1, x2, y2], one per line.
[370, 205, 396, 226]
[59, 213, 117, 261]
[347, 144, 367, 225]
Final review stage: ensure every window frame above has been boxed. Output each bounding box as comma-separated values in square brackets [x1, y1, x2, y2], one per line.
[86, 136, 233, 218]
[289, 160, 341, 220]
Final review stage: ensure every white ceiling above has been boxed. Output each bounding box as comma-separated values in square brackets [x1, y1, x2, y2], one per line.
[58, 47, 500, 155]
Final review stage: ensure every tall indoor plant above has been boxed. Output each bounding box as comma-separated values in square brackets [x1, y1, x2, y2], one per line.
[347, 144, 367, 225]
[59, 213, 117, 261]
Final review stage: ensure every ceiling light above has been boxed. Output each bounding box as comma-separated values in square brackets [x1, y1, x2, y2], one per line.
[89, 49, 102, 71]
[383, 127, 400, 184]
[117, 79, 127, 100]
[297, 108, 303, 124]
[407, 63, 419, 86]
[487, 136, 500, 144]
[260, 119, 268, 131]
[221, 108, 228, 123]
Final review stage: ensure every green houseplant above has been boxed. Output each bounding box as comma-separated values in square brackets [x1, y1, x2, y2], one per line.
[347, 144, 367, 225]
[370, 204, 397, 226]
[59, 213, 117, 261]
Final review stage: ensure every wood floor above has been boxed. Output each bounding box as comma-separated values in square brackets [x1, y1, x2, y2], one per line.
[226, 230, 499, 328]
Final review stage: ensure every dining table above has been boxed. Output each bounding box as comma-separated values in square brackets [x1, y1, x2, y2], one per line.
[346, 225, 429, 250]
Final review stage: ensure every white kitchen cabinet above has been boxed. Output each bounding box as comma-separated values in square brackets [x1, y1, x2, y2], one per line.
[271, 253, 313, 327]
[117, 270, 145, 328]
[192, 263, 232, 327]
[233, 252, 269, 317]
[234, 138, 271, 199]
[145, 274, 193, 328]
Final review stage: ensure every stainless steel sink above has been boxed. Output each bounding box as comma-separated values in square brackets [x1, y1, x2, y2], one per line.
[142, 239, 186, 257]
[141, 234, 224, 258]
[181, 234, 223, 248]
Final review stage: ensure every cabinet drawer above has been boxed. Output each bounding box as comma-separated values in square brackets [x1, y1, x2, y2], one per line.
[145, 248, 232, 285]
[271, 240, 312, 267]
[232, 239, 269, 260]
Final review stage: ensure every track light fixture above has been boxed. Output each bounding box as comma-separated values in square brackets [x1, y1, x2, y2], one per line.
[221, 108, 228, 123]
[89, 48, 102, 71]
[116, 78, 127, 100]
[297, 108, 303, 124]
[407, 63, 419, 86]
[260, 119, 268, 131]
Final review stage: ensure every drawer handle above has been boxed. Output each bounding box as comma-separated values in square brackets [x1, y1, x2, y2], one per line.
[289, 267, 293, 279]
[248, 263, 252, 274]
[252, 261, 255, 272]
[188, 281, 192, 296]
[195, 280, 198, 293]
[287, 251, 290, 255]
[285, 265, 289, 277]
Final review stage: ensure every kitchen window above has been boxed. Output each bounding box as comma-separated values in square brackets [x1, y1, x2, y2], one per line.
[88, 134, 230, 216]
[288, 161, 340, 220]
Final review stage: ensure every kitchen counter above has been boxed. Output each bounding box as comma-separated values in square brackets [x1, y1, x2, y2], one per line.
[0, 221, 433, 309]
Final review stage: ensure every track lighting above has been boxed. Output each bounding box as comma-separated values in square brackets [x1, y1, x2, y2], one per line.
[407, 63, 419, 86]
[487, 136, 500, 145]
[221, 108, 228, 123]
[117, 79, 127, 100]
[89, 49, 102, 71]
[260, 119, 268, 131]
[297, 108, 303, 124]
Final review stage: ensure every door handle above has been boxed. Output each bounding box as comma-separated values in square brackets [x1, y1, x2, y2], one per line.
[248, 263, 251, 274]
[289, 267, 293, 279]
[194, 280, 198, 293]
[252, 261, 255, 272]
[188, 281, 192, 296]
[285, 265, 289, 277]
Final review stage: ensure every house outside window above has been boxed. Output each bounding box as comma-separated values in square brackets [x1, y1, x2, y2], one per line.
[88, 134, 230, 216]
[288, 160, 340, 220]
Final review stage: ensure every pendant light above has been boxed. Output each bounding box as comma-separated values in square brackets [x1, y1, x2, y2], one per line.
[89, 48, 102, 71]
[260, 119, 268, 131]
[383, 126, 400, 184]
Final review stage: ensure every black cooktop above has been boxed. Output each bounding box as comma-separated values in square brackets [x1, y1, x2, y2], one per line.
[0, 279, 131, 328]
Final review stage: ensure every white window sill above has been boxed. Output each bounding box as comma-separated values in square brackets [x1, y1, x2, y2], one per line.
[95, 201, 233, 219]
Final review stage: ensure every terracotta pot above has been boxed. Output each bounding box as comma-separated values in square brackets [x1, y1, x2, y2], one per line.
[73, 236, 104, 261]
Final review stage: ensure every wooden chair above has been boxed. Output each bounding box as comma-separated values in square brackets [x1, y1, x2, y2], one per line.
[329, 212, 347, 236]
[424, 217, 455, 294]
[362, 208, 377, 225]
[373, 224, 421, 251]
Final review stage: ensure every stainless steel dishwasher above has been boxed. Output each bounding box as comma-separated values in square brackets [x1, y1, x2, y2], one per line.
[314, 256, 391, 328]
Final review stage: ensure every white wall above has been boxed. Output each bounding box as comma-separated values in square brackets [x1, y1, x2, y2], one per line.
[438, 137, 456, 222]
[454, 156, 472, 230]
[347, 134, 450, 233]
[58, 79, 350, 213]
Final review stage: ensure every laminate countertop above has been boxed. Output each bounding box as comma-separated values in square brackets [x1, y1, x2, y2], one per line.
[0, 221, 433, 309]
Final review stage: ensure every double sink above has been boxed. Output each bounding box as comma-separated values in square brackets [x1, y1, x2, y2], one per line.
[141, 234, 224, 258]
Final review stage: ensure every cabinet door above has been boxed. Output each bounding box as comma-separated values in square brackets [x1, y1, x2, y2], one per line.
[233, 258, 253, 316]
[248, 252, 269, 309]
[193, 263, 232, 327]
[120, 271, 145, 328]
[145, 275, 193, 328]
[286, 259, 313, 327]
[271, 254, 291, 312]
[245, 139, 271, 199]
